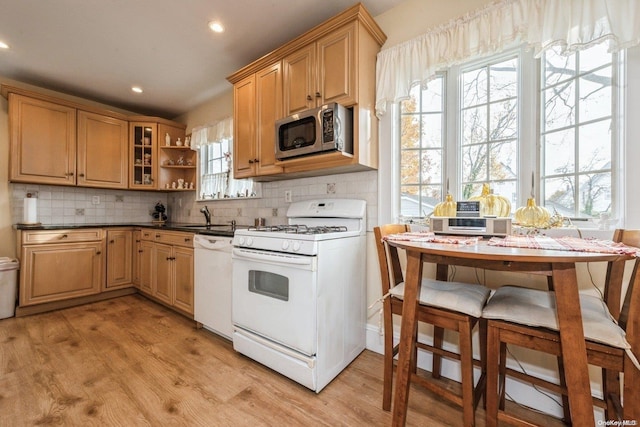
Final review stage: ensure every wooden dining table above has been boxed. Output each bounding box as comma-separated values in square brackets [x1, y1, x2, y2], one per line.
[386, 238, 635, 427]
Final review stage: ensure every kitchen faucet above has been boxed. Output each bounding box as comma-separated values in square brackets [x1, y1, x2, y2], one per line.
[200, 206, 211, 226]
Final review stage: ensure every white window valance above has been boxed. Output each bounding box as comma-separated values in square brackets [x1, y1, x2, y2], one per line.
[190, 117, 233, 150]
[375, 0, 640, 117]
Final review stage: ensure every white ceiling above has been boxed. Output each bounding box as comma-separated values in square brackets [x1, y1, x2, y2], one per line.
[0, 0, 402, 118]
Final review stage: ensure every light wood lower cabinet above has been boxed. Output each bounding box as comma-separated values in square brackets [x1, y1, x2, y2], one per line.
[141, 230, 194, 316]
[19, 230, 105, 307]
[105, 229, 133, 290]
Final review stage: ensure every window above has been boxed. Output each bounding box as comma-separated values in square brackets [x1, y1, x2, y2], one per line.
[541, 44, 615, 219]
[398, 44, 618, 221]
[400, 75, 445, 217]
[198, 140, 231, 199]
[192, 118, 261, 201]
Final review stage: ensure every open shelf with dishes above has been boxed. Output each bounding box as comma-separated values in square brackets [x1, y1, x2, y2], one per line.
[158, 141, 196, 191]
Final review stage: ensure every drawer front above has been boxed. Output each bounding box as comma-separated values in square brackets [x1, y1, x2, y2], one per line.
[153, 231, 194, 247]
[139, 229, 194, 247]
[22, 229, 104, 244]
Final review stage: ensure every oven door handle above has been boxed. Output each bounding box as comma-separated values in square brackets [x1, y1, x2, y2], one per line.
[232, 248, 314, 265]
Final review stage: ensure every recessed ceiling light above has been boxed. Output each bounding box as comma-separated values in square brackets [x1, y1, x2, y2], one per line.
[131, 86, 143, 94]
[208, 21, 224, 33]
[0, 41, 9, 49]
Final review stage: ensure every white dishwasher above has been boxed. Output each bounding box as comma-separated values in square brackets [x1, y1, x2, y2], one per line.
[194, 234, 233, 340]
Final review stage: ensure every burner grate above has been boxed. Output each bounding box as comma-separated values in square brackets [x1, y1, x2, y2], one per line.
[247, 224, 348, 235]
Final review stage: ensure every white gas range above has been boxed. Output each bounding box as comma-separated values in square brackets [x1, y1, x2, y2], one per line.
[231, 199, 366, 392]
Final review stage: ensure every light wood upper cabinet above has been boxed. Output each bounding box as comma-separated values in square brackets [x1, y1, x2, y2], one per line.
[77, 111, 129, 188]
[8, 93, 77, 185]
[234, 74, 257, 178]
[283, 45, 316, 115]
[233, 63, 285, 179]
[283, 23, 355, 116]
[227, 3, 386, 179]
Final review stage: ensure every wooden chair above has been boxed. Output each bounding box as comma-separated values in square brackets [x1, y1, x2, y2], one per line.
[482, 229, 640, 426]
[374, 224, 491, 426]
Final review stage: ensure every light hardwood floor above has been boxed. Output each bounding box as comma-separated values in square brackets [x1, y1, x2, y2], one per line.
[0, 295, 565, 426]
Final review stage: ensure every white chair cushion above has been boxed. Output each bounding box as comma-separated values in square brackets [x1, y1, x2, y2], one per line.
[482, 285, 629, 349]
[390, 279, 490, 318]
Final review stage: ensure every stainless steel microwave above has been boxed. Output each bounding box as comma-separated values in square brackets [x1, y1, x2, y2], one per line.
[275, 103, 353, 160]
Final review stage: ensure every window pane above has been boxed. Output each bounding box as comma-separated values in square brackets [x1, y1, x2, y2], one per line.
[544, 48, 576, 85]
[579, 43, 611, 73]
[543, 81, 575, 131]
[421, 114, 443, 148]
[580, 66, 612, 123]
[462, 144, 487, 183]
[421, 78, 443, 112]
[579, 172, 611, 217]
[489, 99, 517, 140]
[462, 67, 487, 107]
[544, 129, 575, 175]
[401, 114, 421, 149]
[421, 150, 442, 184]
[490, 140, 517, 180]
[544, 176, 575, 216]
[400, 185, 440, 217]
[401, 150, 420, 184]
[462, 106, 487, 144]
[578, 120, 611, 172]
[489, 58, 518, 101]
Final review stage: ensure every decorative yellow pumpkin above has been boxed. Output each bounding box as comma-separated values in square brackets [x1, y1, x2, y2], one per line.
[433, 193, 456, 217]
[514, 198, 551, 228]
[468, 183, 511, 217]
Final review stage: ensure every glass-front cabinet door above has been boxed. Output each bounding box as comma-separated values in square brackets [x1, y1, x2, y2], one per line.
[130, 122, 157, 189]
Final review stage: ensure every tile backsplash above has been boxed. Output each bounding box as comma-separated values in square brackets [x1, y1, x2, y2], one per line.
[10, 170, 378, 229]
[10, 184, 167, 225]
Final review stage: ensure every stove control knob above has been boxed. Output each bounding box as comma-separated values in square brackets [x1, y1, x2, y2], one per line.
[292, 241, 301, 252]
[238, 237, 245, 246]
[282, 240, 290, 250]
[246, 237, 253, 246]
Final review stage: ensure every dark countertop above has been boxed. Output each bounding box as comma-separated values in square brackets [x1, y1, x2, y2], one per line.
[14, 222, 241, 237]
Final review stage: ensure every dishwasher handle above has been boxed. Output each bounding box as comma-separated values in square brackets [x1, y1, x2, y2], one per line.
[193, 235, 233, 250]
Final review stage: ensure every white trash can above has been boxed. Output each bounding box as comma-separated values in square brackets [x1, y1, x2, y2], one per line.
[0, 257, 19, 319]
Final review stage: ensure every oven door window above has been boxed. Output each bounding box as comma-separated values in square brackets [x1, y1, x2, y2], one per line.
[248, 270, 288, 301]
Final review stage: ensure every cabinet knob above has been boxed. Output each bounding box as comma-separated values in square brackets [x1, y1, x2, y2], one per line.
[138, 250, 143, 253]
[184, 238, 191, 242]
[307, 95, 313, 101]
[96, 251, 102, 255]
[66, 172, 74, 177]
[155, 234, 161, 239]
[166, 257, 171, 261]
[254, 158, 259, 163]
[109, 240, 115, 244]
[60, 234, 68, 239]
[78, 173, 85, 177]
[248, 159, 254, 164]
[315, 92, 321, 98]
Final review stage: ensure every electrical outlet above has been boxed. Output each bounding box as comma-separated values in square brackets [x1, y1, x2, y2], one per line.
[284, 190, 292, 203]
[75, 208, 85, 216]
[326, 183, 336, 194]
[92, 196, 100, 205]
[272, 208, 278, 217]
[115, 195, 124, 202]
